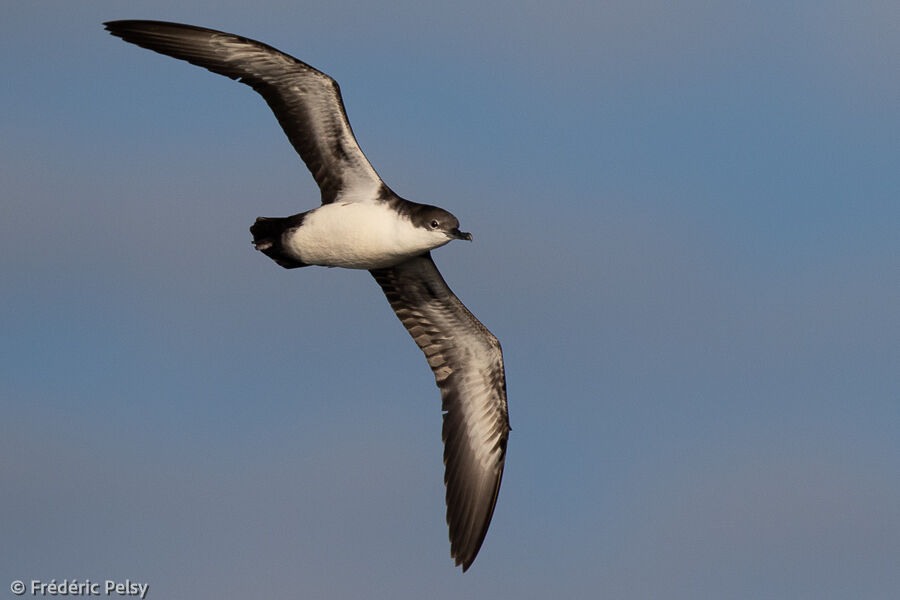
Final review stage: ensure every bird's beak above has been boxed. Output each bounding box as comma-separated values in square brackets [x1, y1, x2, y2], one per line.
[451, 228, 473, 242]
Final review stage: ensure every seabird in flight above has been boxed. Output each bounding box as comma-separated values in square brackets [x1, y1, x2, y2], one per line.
[104, 20, 510, 571]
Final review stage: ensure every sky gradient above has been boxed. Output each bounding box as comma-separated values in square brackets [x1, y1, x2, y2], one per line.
[2, 1, 899, 598]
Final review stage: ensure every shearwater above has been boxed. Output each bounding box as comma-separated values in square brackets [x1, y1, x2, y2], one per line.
[105, 20, 510, 571]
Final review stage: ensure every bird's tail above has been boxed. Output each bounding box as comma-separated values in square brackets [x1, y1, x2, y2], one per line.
[250, 214, 308, 269]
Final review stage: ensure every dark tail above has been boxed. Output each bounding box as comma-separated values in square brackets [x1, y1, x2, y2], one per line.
[250, 214, 309, 269]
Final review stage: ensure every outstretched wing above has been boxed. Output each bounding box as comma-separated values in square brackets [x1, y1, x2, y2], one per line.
[105, 20, 385, 204]
[370, 253, 510, 571]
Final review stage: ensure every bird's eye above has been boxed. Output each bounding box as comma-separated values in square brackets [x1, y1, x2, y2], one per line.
[430, 219, 440, 228]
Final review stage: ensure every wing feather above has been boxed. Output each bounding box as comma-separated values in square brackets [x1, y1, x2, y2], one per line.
[104, 20, 384, 204]
[370, 253, 510, 570]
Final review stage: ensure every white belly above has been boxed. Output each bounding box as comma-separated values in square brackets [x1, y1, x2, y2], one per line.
[287, 202, 449, 269]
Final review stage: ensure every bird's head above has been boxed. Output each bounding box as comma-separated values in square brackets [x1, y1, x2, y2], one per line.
[413, 205, 473, 244]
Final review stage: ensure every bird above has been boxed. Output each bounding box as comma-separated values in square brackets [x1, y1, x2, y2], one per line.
[104, 20, 510, 571]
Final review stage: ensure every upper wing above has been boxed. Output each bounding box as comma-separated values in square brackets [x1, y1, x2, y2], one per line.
[105, 20, 385, 205]
[370, 253, 510, 571]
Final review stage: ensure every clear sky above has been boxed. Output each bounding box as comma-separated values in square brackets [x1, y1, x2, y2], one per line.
[2, 1, 898, 598]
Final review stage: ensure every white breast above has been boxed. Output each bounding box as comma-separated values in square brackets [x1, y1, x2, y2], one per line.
[287, 202, 450, 269]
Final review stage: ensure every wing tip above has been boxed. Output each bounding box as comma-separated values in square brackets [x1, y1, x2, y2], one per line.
[447, 461, 507, 572]
[103, 19, 157, 34]
[459, 557, 475, 573]
[452, 542, 479, 572]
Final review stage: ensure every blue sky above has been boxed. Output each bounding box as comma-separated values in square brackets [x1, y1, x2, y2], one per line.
[2, 1, 898, 598]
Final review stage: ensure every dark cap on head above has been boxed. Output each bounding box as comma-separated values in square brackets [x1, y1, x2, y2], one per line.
[411, 204, 471, 240]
